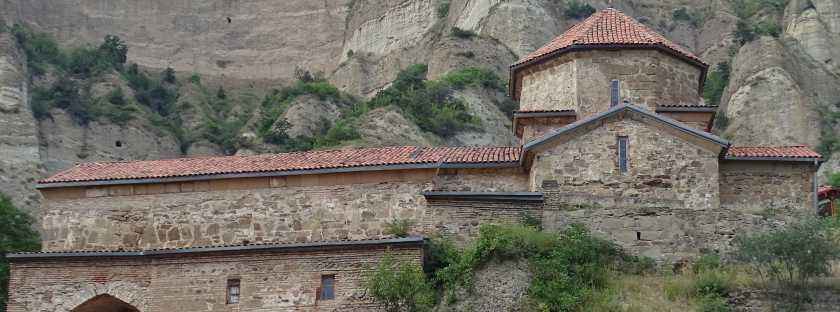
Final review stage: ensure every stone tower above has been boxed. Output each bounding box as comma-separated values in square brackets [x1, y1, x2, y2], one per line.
[510, 8, 713, 144]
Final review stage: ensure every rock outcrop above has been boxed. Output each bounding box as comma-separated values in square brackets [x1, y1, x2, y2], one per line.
[0, 32, 41, 212]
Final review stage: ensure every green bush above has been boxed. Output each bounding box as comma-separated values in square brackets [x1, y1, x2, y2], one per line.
[672, 7, 705, 27]
[384, 219, 414, 238]
[450, 27, 477, 39]
[694, 270, 731, 297]
[754, 20, 781, 37]
[437, 0, 451, 18]
[697, 294, 732, 312]
[98, 34, 128, 69]
[107, 87, 127, 106]
[733, 218, 840, 286]
[435, 224, 623, 310]
[365, 255, 436, 312]
[0, 193, 41, 311]
[703, 62, 730, 106]
[693, 253, 722, 274]
[565, 0, 596, 19]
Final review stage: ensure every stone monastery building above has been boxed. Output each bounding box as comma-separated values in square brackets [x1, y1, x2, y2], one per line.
[7, 8, 823, 312]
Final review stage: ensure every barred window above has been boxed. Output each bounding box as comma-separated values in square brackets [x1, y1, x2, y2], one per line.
[618, 136, 629, 173]
[319, 275, 335, 300]
[610, 80, 620, 107]
[227, 279, 241, 304]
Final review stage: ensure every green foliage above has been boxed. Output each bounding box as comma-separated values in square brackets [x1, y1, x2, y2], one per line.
[437, 0, 451, 18]
[365, 255, 436, 312]
[189, 73, 202, 85]
[731, 0, 787, 44]
[693, 253, 722, 274]
[439, 67, 505, 91]
[565, 0, 596, 19]
[697, 294, 733, 312]
[732, 0, 788, 19]
[161, 67, 176, 84]
[703, 62, 731, 107]
[450, 27, 477, 39]
[733, 218, 840, 286]
[98, 34, 128, 69]
[384, 219, 414, 238]
[11, 24, 63, 76]
[256, 79, 354, 150]
[435, 224, 624, 311]
[827, 172, 840, 187]
[672, 7, 705, 27]
[107, 87, 127, 106]
[520, 212, 542, 229]
[754, 20, 782, 37]
[0, 193, 41, 311]
[693, 270, 731, 297]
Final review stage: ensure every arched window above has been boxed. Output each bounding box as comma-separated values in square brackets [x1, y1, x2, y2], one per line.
[72, 294, 140, 312]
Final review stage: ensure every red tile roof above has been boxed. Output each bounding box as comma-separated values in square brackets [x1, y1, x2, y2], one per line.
[514, 8, 704, 67]
[39, 146, 522, 185]
[725, 146, 821, 159]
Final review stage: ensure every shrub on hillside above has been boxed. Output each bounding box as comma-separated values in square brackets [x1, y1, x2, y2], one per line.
[565, 0, 596, 19]
[733, 218, 840, 286]
[450, 27, 476, 39]
[703, 62, 730, 107]
[434, 224, 624, 310]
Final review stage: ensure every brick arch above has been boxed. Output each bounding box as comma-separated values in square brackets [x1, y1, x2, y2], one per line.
[56, 281, 148, 312]
[72, 294, 139, 312]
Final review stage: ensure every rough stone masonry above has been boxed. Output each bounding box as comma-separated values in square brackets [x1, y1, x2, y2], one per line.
[6, 8, 822, 311]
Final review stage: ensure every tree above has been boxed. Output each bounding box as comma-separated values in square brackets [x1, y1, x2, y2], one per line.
[99, 35, 128, 68]
[365, 255, 435, 312]
[0, 194, 40, 310]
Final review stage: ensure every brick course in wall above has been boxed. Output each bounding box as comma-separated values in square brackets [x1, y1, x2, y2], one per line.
[7, 239, 423, 312]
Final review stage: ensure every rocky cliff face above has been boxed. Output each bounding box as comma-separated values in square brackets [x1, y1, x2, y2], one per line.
[1, 0, 840, 212]
[0, 32, 40, 211]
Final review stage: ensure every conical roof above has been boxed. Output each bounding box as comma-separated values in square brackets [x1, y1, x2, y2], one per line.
[516, 8, 703, 66]
[510, 8, 706, 100]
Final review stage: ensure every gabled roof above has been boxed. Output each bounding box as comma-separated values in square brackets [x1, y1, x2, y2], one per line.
[724, 146, 821, 161]
[514, 8, 704, 67]
[38, 146, 521, 188]
[521, 103, 730, 155]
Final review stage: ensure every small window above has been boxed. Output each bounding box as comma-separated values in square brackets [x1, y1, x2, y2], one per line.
[319, 275, 335, 300]
[618, 136, 629, 173]
[636, 231, 641, 240]
[227, 279, 241, 304]
[610, 80, 620, 107]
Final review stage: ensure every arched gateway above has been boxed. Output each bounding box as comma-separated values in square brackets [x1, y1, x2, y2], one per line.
[72, 294, 140, 312]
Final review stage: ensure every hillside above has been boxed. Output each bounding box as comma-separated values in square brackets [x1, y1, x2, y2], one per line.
[0, 0, 839, 215]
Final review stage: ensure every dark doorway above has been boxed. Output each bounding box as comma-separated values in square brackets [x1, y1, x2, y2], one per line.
[72, 294, 140, 312]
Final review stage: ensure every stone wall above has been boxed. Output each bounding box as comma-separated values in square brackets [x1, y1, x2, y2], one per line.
[518, 53, 578, 112]
[422, 199, 543, 244]
[517, 49, 703, 119]
[720, 160, 817, 216]
[6, 243, 422, 312]
[39, 168, 528, 251]
[529, 115, 722, 259]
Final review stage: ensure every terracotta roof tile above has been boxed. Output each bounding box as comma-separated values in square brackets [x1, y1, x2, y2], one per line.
[726, 146, 821, 159]
[515, 8, 703, 66]
[39, 146, 522, 184]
